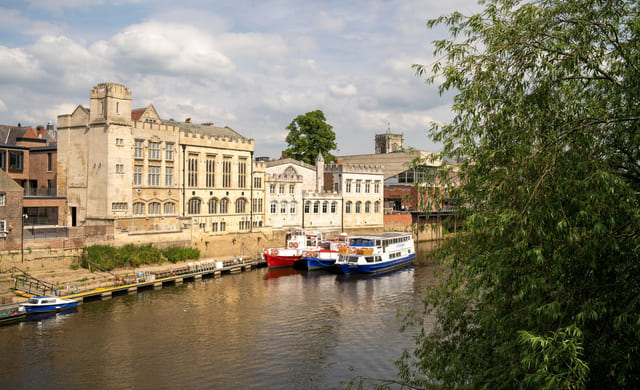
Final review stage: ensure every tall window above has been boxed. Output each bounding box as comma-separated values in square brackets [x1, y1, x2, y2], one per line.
[223, 157, 232, 188]
[47, 153, 52, 171]
[270, 201, 277, 214]
[0, 151, 5, 170]
[356, 201, 362, 213]
[365, 201, 371, 213]
[304, 201, 310, 213]
[134, 165, 143, 185]
[236, 198, 246, 213]
[355, 180, 361, 193]
[165, 167, 173, 186]
[269, 184, 276, 194]
[148, 142, 161, 159]
[289, 202, 296, 214]
[322, 201, 328, 213]
[165, 143, 174, 160]
[206, 156, 215, 187]
[148, 202, 160, 215]
[313, 201, 319, 213]
[0, 193, 5, 207]
[365, 181, 371, 193]
[254, 177, 262, 188]
[220, 198, 229, 214]
[289, 184, 295, 194]
[374, 201, 380, 213]
[280, 201, 287, 214]
[345, 180, 351, 193]
[374, 181, 380, 194]
[238, 158, 247, 188]
[164, 202, 175, 215]
[279, 184, 285, 194]
[188, 154, 198, 187]
[8, 151, 23, 171]
[331, 201, 337, 213]
[134, 140, 144, 158]
[345, 201, 352, 213]
[208, 198, 218, 214]
[188, 198, 201, 214]
[148, 166, 160, 186]
[252, 198, 263, 213]
[133, 202, 144, 215]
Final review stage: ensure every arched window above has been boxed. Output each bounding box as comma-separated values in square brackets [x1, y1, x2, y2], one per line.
[188, 198, 201, 215]
[270, 201, 277, 214]
[356, 201, 362, 213]
[374, 201, 380, 213]
[345, 201, 352, 213]
[148, 202, 161, 215]
[208, 198, 218, 214]
[365, 201, 371, 213]
[164, 202, 175, 215]
[304, 201, 311, 213]
[289, 201, 296, 214]
[220, 198, 229, 214]
[331, 201, 337, 213]
[322, 201, 328, 213]
[133, 202, 145, 216]
[313, 201, 319, 213]
[280, 201, 287, 214]
[235, 198, 246, 213]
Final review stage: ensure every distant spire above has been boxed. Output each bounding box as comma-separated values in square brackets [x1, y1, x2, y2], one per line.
[387, 121, 391, 133]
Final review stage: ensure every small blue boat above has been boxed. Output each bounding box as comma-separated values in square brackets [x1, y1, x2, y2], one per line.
[334, 232, 415, 274]
[20, 296, 78, 314]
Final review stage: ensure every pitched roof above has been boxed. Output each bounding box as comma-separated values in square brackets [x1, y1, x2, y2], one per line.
[131, 108, 146, 121]
[166, 120, 250, 141]
[0, 169, 23, 192]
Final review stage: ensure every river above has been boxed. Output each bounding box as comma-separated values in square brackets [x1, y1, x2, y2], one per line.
[0, 243, 438, 389]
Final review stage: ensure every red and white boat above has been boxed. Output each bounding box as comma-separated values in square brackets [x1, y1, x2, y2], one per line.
[263, 229, 327, 268]
[295, 232, 349, 270]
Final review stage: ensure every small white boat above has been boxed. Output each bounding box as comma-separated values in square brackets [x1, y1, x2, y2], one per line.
[20, 296, 78, 314]
[334, 232, 415, 274]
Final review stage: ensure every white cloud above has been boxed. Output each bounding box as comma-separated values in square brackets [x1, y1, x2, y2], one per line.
[316, 11, 345, 33]
[0, 7, 63, 36]
[329, 83, 357, 97]
[0, 99, 7, 112]
[0, 46, 42, 81]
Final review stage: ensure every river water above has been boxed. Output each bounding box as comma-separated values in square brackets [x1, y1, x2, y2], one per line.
[0, 243, 438, 389]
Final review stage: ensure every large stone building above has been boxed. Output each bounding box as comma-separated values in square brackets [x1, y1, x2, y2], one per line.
[57, 82, 267, 254]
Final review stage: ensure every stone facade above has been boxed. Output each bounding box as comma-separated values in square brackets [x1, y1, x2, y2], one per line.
[0, 170, 24, 251]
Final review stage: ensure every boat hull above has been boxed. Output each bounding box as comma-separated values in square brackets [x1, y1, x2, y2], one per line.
[0, 309, 26, 325]
[21, 301, 78, 314]
[335, 253, 415, 274]
[265, 254, 300, 268]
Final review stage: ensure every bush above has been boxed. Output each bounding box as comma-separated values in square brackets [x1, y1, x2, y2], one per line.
[83, 244, 199, 271]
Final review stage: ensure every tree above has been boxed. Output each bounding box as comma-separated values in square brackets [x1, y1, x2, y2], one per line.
[398, 0, 640, 388]
[283, 110, 337, 165]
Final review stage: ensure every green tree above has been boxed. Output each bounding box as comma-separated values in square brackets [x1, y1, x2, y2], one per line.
[283, 110, 337, 165]
[399, 0, 640, 388]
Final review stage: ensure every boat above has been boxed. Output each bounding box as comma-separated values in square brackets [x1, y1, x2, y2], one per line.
[295, 233, 349, 270]
[263, 229, 333, 268]
[333, 232, 415, 274]
[0, 307, 26, 325]
[19, 296, 78, 314]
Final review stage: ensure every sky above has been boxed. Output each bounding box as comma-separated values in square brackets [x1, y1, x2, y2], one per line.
[0, 0, 481, 159]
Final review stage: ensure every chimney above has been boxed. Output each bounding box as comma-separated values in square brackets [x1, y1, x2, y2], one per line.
[185, 118, 191, 124]
[46, 121, 54, 130]
[36, 125, 44, 138]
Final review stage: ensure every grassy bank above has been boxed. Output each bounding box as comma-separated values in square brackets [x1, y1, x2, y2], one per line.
[83, 244, 200, 271]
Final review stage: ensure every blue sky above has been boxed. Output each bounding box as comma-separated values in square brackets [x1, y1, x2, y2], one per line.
[0, 0, 480, 158]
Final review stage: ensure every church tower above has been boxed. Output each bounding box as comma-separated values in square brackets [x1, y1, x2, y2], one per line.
[375, 128, 404, 154]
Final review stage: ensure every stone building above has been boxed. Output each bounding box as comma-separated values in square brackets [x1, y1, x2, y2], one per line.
[0, 169, 24, 251]
[57, 82, 267, 253]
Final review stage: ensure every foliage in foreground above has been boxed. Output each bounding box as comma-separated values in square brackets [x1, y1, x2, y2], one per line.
[83, 244, 200, 271]
[399, 0, 640, 389]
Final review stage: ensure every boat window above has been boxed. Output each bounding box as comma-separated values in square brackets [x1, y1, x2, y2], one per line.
[376, 256, 382, 262]
[28, 298, 38, 304]
[376, 240, 381, 246]
[365, 256, 374, 263]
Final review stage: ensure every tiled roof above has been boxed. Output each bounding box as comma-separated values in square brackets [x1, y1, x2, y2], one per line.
[131, 108, 146, 121]
[165, 121, 250, 141]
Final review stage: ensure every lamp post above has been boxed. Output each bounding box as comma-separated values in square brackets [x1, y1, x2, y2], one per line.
[21, 213, 27, 263]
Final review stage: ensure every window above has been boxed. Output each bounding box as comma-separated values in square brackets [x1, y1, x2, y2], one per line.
[164, 202, 175, 215]
[345, 201, 352, 213]
[211, 222, 218, 232]
[322, 201, 328, 213]
[115, 138, 124, 146]
[115, 164, 124, 174]
[356, 201, 362, 213]
[208, 198, 218, 214]
[0, 193, 6, 207]
[188, 198, 201, 214]
[289, 184, 295, 194]
[206, 156, 215, 187]
[270, 201, 277, 214]
[0, 151, 5, 170]
[222, 157, 232, 188]
[304, 201, 310, 213]
[269, 184, 276, 194]
[254, 177, 262, 188]
[0, 220, 5, 232]
[220, 222, 226, 232]
[289, 202, 296, 214]
[345, 180, 351, 193]
[148, 142, 161, 159]
[365, 181, 371, 193]
[148, 202, 161, 215]
[331, 201, 337, 213]
[220, 198, 229, 214]
[374, 201, 380, 213]
[148, 166, 160, 186]
[252, 198, 263, 213]
[238, 158, 247, 188]
[236, 198, 246, 213]
[165, 143, 174, 160]
[134, 140, 144, 158]
[133, 202, 144, 215]
[313, 201, 319, 213]
[280, 201, 287, 214]
[279, 184, 285, 194]
[374, 181, 380, 194]
[355, 181, 361, 193]
[165, 167, 173, 186]
[8, 151, 23, 171]
[134, 165, 143, 185]
[47, 153, 52, 171]
[188, 154, 198, 187]
[365, 201, 371, 213]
